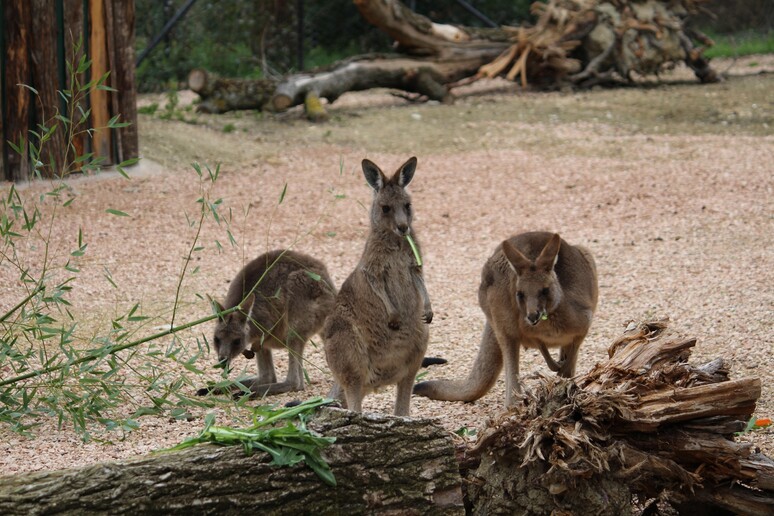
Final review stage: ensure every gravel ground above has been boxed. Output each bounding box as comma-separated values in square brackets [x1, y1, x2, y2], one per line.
[0, 56, 772, 476]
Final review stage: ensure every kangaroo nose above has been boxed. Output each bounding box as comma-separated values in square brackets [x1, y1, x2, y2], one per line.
[397, 224, 409, 235]
[526, 312, 541, 326]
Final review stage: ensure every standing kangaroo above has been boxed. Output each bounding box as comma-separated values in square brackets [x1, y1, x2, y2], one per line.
[323, 156, 433, 416]
[199, 249, 336, 398]
[414, 232, 598, 408]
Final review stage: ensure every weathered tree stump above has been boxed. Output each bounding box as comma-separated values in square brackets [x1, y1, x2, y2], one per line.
[466, 319, 774, 515]
[0, 408, 463, 515]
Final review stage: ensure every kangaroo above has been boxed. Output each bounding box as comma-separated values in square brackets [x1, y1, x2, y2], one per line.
[323, 156, 432, 416]
[414, 232, 598, 408]
[198, 249, 336, 398]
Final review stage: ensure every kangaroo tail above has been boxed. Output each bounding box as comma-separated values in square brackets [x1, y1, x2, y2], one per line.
[413, 323, 502, 402]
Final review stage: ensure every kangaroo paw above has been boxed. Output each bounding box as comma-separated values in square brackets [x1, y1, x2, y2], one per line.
[421, 356, 447, 367]
[196, 386, 212, 396]
[388, 314, 401, 330]
[423, 309, 433, 324]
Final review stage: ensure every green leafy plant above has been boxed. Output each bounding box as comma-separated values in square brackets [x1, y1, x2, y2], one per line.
[0, 38, 239, 441]
[161, 397, 337, 485]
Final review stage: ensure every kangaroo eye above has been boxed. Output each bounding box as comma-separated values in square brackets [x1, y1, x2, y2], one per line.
[540, 288, 550, 296]
[405, 203, 411, 212]
[517, 291, 525, 301]
[213, 336, 221, 348]
[382, 205, 391, 214]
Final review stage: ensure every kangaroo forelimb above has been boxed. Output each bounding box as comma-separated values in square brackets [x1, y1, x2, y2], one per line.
[364, 269, 400, 329]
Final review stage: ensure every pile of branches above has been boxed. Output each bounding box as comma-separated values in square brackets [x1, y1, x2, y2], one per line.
[477, 0, 718, 88]
[188, 0, 720, 116]
[464, 320, 773, 515]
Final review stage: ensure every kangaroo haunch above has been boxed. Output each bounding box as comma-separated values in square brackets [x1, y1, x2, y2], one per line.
[200, 249, 336, 398]
[414, 232, 598, 407]
[323, 156, 433, 417]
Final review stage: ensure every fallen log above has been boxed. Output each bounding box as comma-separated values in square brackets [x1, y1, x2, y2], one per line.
[0, 408, 464, 515]
[466, 319, 773, 515]
[187, 68, 278, 114]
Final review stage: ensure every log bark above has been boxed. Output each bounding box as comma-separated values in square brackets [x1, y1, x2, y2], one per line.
[63, 0, 88, 173]
[3, 0, 33, 181]
[30, 0, 67, 178]
[108, 0, 140, 163]
[0, 408, 464, 515]
[188, 68, 278, 114]
[467, 319, 774, 516]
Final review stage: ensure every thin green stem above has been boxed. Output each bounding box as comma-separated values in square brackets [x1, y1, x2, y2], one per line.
[0, 306, 240, 388]
[170, 201, 206, 329]
[0, 284, 44, 324]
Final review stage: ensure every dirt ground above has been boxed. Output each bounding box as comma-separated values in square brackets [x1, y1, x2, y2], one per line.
[0, 56, 772, 477]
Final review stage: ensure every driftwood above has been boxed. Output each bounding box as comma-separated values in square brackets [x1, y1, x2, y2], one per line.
[0, 408, 463, 515]
[189, 0, 718, 117]
[466, 319, 773, 515]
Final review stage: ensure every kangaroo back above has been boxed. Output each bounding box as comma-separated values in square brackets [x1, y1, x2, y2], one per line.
[323, 157, 433, 416]
[202, 249, 336, 398]
[414, 232, 597, 407]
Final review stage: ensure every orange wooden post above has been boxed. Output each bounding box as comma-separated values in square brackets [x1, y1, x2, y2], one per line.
[88, 0, 113, 164]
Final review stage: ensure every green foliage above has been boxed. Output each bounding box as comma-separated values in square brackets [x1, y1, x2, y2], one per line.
[704, 31, 774, 58]
[161, 397, 337, 485]
[0, 38, 242, 442]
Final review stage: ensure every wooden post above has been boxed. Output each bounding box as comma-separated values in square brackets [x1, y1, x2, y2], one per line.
[63, 0, 87, 172]
[30, 0, 67, 178]
[88, 0, 113, 164]
[3, 0, 33, 181]
[109, 0, 139, 163]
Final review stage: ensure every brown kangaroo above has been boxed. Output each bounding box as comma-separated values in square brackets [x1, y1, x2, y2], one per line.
[323, 156, 432, 416]
[199, 249, 336, 398]
[414, 232, 597, 407]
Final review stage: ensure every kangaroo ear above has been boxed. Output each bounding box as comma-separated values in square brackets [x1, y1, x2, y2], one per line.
[393, 156, 417, 187]
[208, 295, 227, 320]
[502, 240, 532, 275]
[239, 292, 256, 315]
[536, 233, 562, 272]
[362, 159, 385, 192]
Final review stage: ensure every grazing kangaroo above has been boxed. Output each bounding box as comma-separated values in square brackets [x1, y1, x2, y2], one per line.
[323, 156, 432, 416]
[199, 249, 336, 398]
[414, 232, 598, 408]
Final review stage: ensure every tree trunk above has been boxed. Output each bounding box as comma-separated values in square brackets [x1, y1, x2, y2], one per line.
[3, 0, 33, 181]
[30, 0, 67, 178]
[107, 0, 140, 163]
[0, 408, 464, 515]
[467, 319, 774, 515]
[63, 0, 87, 173]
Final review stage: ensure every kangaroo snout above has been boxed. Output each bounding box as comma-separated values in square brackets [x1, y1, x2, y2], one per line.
[395, 223, 410, 236]
[525, 309, 549, 326]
